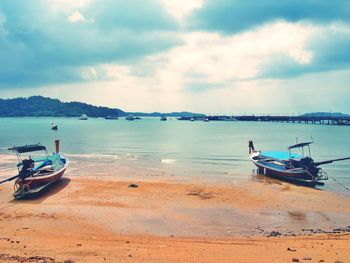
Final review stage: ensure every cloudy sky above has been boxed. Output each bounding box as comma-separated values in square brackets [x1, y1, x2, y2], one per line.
[0, 0, 349, 114]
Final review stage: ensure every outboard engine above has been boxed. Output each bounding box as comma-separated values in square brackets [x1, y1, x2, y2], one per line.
[19, 159, 34, 179]
[300, 157, 314, 167]
[300, 157, 319, 177]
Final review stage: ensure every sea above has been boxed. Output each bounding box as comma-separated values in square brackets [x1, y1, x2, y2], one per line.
[0, 117, 349, 195]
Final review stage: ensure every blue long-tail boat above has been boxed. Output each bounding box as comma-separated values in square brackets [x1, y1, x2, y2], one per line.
[249, 140, 350, 187]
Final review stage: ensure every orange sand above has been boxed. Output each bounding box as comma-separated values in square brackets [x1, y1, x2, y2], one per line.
[0, 176, 350, 262]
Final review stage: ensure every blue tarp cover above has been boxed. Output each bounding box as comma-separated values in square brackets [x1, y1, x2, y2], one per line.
[261, 151, 302, 160]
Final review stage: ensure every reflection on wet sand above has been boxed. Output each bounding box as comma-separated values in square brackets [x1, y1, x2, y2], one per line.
[287, 211, 306, 221]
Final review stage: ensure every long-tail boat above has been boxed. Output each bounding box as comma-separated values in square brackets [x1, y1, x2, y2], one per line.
[249, 140, 350, 187]
[0, 140, 69, 199]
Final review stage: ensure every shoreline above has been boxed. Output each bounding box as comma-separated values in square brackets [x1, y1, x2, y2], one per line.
[1, 152, 350, 198]
[1, 175, 350, 262]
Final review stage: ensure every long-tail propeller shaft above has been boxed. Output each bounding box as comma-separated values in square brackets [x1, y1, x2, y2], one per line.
[314, 157, 350, 166]
[0, 174, 19, 185]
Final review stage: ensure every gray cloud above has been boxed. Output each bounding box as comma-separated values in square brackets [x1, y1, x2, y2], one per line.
[0, 0, 180, 88]
[188, 0, 350, 33]
[259, 28, 350, 78]
[86, 0, 177, 32]
[186, 1, 350, 80]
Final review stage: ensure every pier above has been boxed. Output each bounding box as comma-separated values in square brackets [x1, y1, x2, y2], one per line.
[178, 115, 350, 126]
[235, 115, 350, 125]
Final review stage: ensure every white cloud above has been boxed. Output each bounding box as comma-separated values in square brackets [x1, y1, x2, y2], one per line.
[162, 0, 203, 21]
[61, 20, 348, 113]
[103, 64, 131, 79]
[138, 21, 315, 89]
[0, 0, 179, 88]
[2, 1, 350, 114]
[3, 68, 349, 114]
[94, 21, 316, 91]
[68, 11, 89, 23]
[82, 67, 98, 80]
[68, 21, 317, 107]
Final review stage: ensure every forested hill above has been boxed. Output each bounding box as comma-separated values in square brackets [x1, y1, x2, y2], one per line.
[301, 112, 350, 117]
[0, 96, 126, 117]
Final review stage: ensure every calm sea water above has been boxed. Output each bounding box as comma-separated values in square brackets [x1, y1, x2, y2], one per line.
[0, 117, 349, 195]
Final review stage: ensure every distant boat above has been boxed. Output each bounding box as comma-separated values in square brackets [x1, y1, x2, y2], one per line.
[2, 141, 69, 199]
[78, 114, 88, 120]
[190, 117, 195, 121]
[248, 140, 350, 187]
[51, 123, 58, 130]
[203, 117, 209, 122]
[160, 115, 167, 121]
[125, 114, 135, 121]
[105, 116, 119, 120]
[126, 114, 141, 121]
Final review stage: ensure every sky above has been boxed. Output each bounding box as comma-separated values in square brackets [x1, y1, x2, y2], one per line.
[0, 0, 349, 114]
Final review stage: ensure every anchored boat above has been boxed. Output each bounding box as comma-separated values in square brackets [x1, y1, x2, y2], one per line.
[78, 114, 88, 120]
[249, 140, 350, 187]
[125, 114, 135, 121]
[0, 140, 69, 199]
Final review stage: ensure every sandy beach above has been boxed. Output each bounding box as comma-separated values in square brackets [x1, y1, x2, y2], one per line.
[2, 0, 350, 261]
[1, 172, 350, 262]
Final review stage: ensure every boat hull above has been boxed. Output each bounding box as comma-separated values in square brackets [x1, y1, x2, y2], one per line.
[253, 162, 323, 187]
[250, 155, 323, 187]
[13, 159, 68, 199]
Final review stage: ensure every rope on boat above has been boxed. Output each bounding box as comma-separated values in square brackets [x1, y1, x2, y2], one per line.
[14, 178, 32, 197]
[305, 168, 350, 192]
[329, 175, 350, 192]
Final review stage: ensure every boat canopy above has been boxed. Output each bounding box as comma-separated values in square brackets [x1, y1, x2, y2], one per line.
[288, 142, 313, 150]
[8, 144, 47, 153]
[261, 151, 302, 160]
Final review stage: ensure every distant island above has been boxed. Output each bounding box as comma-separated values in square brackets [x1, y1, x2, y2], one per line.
[0, 96, 125, 117]
[0, 96, 204, 118]
[0, 96, 348, 119]
[301, 112, 350, 118]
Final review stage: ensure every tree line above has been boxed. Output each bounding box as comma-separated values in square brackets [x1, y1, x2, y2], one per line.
[0, 96, 125, 117]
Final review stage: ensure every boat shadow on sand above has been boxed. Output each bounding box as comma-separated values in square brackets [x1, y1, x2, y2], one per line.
[10, 177, 71, 203]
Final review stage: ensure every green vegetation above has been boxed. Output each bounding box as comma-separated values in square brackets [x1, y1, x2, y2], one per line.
[0, 96, 125, 117]
[0, 96, 206, 118]
[301, 112, 349, 117]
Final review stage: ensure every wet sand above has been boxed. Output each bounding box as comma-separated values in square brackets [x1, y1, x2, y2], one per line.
[0, 173, 350, 262]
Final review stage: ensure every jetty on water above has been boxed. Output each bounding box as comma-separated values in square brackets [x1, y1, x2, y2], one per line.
[235, 115, 350, 125]
[178, 115, 350, 126]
